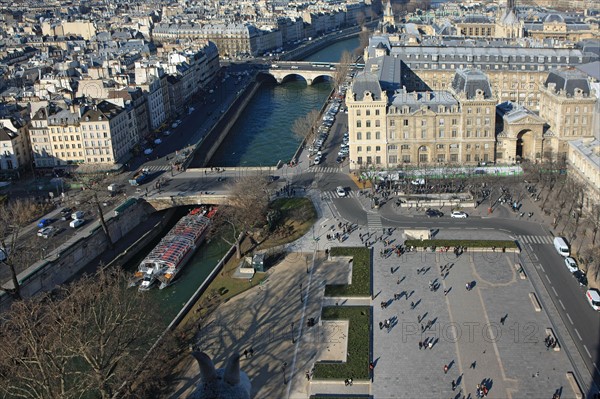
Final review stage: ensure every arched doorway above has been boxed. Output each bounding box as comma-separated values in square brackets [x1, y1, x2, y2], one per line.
[516, 130, 533, 160]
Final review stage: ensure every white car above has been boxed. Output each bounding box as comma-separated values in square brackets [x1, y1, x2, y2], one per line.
[154, 138, 162, 145]
[313, 156, 322, 165]
[336, 186, 347, 197]
[451, 211, 468, 219]
[586, 289, 600, 311]
[564, 257, 578, 273]
[143, 148, 153, 155]
[70, 219, 85, 229]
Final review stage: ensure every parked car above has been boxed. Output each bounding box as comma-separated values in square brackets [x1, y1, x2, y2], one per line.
[585, 289, 600, 311]
[144, 148, 153, 155]
[573, 270, 588, 287]
[426, 209, 444, 218]
[564, 257, 578, 273]
[37, 226, 56, 238]
[336, 186, 347, 197]
[37, 219, 51, 228]
[313, 155, 322, 165]
[154, 138, 162, 145]
[71, 211, 84, 220]
[69, 219, 85, 229]
[163, 130, 171, 136]
[451, 211, 468, 219]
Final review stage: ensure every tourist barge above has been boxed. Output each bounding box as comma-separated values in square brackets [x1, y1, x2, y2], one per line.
[131, 207, 216, 290]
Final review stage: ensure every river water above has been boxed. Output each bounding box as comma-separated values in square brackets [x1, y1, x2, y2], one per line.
[209, 35, 360, 167]
[134, 36, 360, 323]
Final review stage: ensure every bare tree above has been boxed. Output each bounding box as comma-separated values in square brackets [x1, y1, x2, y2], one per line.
[0, 199, 44, 300]
[333, 51, 354, 89]
[291, 109, 321, 145]
[355, 11, 366, 28]
[213, 176, 271, 259]
[69, 171, 114, 250]
[355, 28, 371, 57]
[0, 269, 166, 399]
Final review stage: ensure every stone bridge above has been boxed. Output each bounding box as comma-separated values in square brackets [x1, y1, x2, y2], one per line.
[146, 192, 232, 211]
[265, 61, 339, 85]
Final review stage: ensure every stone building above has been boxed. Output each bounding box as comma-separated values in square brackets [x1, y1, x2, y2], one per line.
[346, 61, 497, 169]
[567, 138, 600, 211]
[539, 68, 597, 160]
[495, 102, 547, 164]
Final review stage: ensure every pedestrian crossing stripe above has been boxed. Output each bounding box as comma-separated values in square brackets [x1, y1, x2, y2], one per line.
[367, 213, 382, 231]
[517, 235, 552, 244]
[143, 164, 171, 172]
[321, 190, 358, 200]
[312, 166, 342, 174]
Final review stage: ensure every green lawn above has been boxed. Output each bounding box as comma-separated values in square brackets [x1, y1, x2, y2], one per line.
[324, 247, 371, 297]
[404, 239, 518, 249]
[313, 306, 371, 380]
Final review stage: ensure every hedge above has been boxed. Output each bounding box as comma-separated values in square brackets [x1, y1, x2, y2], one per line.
[324, 247, 371, 297]
[313, 306, 371, 380]
[404, 239, 517, 249]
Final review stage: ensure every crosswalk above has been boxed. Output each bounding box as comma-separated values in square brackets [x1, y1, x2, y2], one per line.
[311, 166, 343, 174]
[142, 164, 171, 172]
[516, 235, 553, 245]
[321, 190, 359, 200]
[367, 212, 383, 231]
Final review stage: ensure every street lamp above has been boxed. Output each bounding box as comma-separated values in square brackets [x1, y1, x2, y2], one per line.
[291, 321, 295, 343]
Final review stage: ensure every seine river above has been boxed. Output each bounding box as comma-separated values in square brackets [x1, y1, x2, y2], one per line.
[136, 36, 360, 322]
[209, 35, 360, 167]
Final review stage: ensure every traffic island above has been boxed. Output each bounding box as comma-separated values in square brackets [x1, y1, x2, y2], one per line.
[404, 239, 519, 253]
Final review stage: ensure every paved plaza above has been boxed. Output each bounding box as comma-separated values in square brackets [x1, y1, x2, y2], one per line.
[169, 191, 586, 399]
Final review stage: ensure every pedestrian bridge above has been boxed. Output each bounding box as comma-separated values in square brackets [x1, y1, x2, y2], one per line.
[265, 61, 339, 85]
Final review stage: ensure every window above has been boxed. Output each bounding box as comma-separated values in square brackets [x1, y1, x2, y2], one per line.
[376, 132, 381, 139]
[375, 120, 380, 127]
[357, 146, 362, 152]
[421, 129, 427, 139]
[366, 121, 371, 128]
[451, 118, 458, 125]
[366, 110, 371, 116]
[403, 119, 409, 126]
[421, 119, 427, 126]
[375, 156, 381, 164]
[366, 132, 371, 140]
[436, 144, 445, 150]
[451, 130, 457, 138]
[357, 121, 362, 128]
[357, 132, 362, 140]
[357, 156, 363, 164]
[356, 110, 361, 116]
[366, 146, 371, 152]
[402, 155, 411, 163]
[389, 155, 398, 164]
[376, 146, 381, 152]
[439, 118, 445, 126]
[390, 120, 395, 127]
[375, 110, 380, 116]
[439, 129, 445, 138]
[401, 144, 410, 150]
[419, 154, 428, 163]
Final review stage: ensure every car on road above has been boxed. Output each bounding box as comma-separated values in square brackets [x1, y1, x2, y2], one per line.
[144, 148, 153, 155]
[163, 130, 171, 136]
[69, 219, 85, 229]
[336, 155, 345, 164]
[425, 209, 444, 217]
[585, 289, 600, 311]
[336, 186, 347, 197]
[451, 211, 468, 219]
[37, 219, 51, 228]
[564, 257, 578, 273]
[37, 226, 56, 238]
[313, 155, 322, 165]
[573, 270, 588, 287]
[154, 138, 162, 145]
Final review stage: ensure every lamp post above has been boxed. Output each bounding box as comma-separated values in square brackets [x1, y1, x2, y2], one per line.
[291, 321, 295, 343]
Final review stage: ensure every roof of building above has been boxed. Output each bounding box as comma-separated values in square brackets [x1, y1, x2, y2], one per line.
[351, 72, 383, 101]
[365, 55, 403, 93]
[576, 61, 600, 81]
[496, 101, 545, 124]
[451, 69, 492, 99]
[544, 68, 590, 96]
[390, 89, 457, 112]
[569, 138, 600, 171]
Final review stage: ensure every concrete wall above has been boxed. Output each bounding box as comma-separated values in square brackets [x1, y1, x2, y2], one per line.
[0, 201, 155, 311]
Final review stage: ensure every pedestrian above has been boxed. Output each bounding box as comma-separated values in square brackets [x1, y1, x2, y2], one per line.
[465, 282, 470, 291]
[421, 324, 424, 333]
[306, 371, 311, 381]
[397, 278, 400, 285]
[390, 266, 393, 274]
[419, 341, 423, 350]
[410, 301, 414, 309]
[451, 379, 456, 391]
[249, 347, 254, 357]
[243, 349, 248, 359]
[379, 321, 383, 330]
[428, 340, 433, 349]
[443, 364, 448, 374]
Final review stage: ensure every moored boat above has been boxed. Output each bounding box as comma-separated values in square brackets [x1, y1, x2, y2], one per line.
[130, 207, 217, 290]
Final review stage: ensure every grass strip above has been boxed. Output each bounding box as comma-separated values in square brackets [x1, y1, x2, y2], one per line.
[324, 247, 371, 297]
[313, 306, 371, 380]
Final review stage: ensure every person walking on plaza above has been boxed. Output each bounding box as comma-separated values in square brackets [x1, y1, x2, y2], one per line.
[419, 341, 423, 350]
[443, 364, 448, 374]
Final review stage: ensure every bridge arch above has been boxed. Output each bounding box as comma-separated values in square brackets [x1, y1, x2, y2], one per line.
[279, 73, 310, 85]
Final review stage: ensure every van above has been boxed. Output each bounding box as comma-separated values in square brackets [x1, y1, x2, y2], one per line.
[72, 211, 84, 220]
[69, 219, 84, 229]
[585, 289, 600, 311]
[553, 237, 570, 257]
